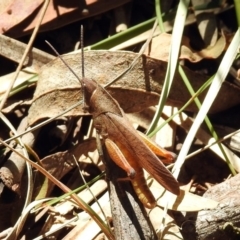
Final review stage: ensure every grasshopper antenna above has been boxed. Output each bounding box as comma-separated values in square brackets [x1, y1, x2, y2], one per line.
[81, 25, 85, 78]
[79, 25, 87, 108]
[46, 25, 86, 106]
[45, 40, 83, 88]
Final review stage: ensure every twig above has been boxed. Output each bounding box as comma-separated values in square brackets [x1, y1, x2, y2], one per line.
[0, 0, 50, 111]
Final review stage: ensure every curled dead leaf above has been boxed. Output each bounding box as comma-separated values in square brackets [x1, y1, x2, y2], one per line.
[35, 138, 96, 198]
[157, 188, 219, 211]
[145, 32, 226, 62]
[28, 51, 240, 126]
[2, 0, 131, 37]
[0, 0, 43, 34]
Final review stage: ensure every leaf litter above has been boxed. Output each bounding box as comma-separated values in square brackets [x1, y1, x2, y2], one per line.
[0, 1, 239, 239]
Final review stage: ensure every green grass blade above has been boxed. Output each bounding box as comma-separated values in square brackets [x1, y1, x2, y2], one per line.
[173, 28, 240, 178]
[147, 0, 191, 135]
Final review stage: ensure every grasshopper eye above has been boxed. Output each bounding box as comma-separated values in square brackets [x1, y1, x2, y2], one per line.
[82, 105, 89, 113]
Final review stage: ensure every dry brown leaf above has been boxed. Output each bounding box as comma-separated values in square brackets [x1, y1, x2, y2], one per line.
[28, 50, 240, 125]
[149, 207, 183, 240]
[0, 0, 13, 12]
[53, 180, 107, 216]
[154, 187, 219, 211]
[62, 192, 111, 240]
[0, 34, 54, 72]
[146, 32, 226, 62]
[2, 0, 131, 38]
[192, 0, 218, 47]
[36, 138, 96, 198]
[0, 0, 44, 34]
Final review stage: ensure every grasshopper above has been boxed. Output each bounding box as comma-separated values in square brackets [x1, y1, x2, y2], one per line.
[81, 77, 180, 208]
[48, 35, 180, 209]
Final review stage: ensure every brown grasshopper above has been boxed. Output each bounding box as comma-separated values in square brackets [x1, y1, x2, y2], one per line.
[48, 37, 180, 209]
[81, 77, 180, 208]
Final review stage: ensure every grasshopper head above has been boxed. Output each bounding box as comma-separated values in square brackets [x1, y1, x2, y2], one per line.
[82, 78, 97, 112]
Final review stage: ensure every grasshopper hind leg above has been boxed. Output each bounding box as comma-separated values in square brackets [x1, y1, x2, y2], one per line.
[105, 138, 156, 209]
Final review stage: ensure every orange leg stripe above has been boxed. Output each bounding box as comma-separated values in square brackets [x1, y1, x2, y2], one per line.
[137, 131, 176, 163]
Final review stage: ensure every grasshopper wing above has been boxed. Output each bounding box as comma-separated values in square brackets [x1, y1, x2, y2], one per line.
[106, 112, 180, 195]
[85, 79, 180, 195]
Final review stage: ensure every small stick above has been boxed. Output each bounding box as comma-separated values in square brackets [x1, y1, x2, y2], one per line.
[0, 0, 50, 111]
